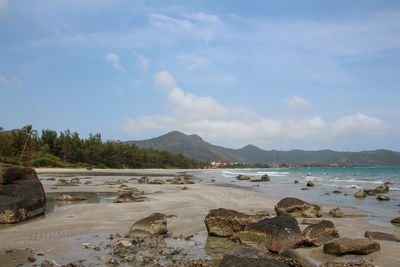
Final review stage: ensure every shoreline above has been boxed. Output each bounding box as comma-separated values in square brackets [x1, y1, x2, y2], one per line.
[1, 169, 400, 266]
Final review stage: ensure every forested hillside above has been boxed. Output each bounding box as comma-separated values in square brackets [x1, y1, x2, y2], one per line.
[0, 126, 204, 169]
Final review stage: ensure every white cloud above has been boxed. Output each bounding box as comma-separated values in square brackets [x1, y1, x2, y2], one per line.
[154, 71, 176, 90]
[122, 72, 390, 146]
[179, 54, 207, 70]
[134, 52, 148, 71]
[0, 75, 23, 87]
[149, 12, 223, 42]
[105, 52, 125, 72]
[287, 95, 311, 110]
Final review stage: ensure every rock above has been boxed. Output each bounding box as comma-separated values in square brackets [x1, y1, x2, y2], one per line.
[0, 163, 46, 223]
[28, 256, 36, 262]
[138, 176, 149, 184]
[366, 184, 389, 196]
[391, 216, 400, 224]
[236, 175, 250, 180]
[148, 179, 165, 184]
[306, 181, 314, 187]
[301, 188, 309, 190]
[116, 240, 133, 247]
[329, 207, 344, 218]
[365, 231, 400, 242]
[332, 190, 342, 194]
[56, 194, 87, 201]
[55, 179, 69, 186]
[294, 180, 299, 184]
[118, 187, 140, 193]
[275, 197, 322, 218]
[170, 175, 195, 184]
[279, 249, 319, 267]
[101, 255, 118, 264]
[239, 214, 303, 254]
[321, 255, 374, 267]
[47, 178, 55, 181]
[84, 181, 93, 185]
[181, 186, 189, 190]
[113, 192, 147, 203]
[204, 208, 267, 237]
[376, 194, 389, 201]
[116, 179, 128, 184]
[251, 174, 270, 182]
[129, 213, 167, 237]
[323, 238, 380, 256]
[303, 220, 340, 246]
[219, 247, 290, 267]
[70, 178, 80, 184]
[354, 190, 367, 198]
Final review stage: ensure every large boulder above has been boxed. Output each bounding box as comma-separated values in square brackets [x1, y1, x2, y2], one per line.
[391, 216, 400, 224]
[365, 184, 389, 196]
[204, 208, 267, 237]
[323, 238, 380, 256]
[0, 163, 46, 223]
[219, 248, 290, 267]
[364, 231, 400, 242]
[129, 213, 167, 237]
[138, 176, 149, 184]
[148, 179, 165, 184]
[303, 220, 340, 246]
[275, 198, 322, 218]
[238, 214, 303, 254]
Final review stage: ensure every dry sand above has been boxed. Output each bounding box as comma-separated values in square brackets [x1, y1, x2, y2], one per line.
[0, 169, 399, 266]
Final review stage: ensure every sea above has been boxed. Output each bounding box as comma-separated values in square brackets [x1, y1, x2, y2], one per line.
[199, 167, 400, 226]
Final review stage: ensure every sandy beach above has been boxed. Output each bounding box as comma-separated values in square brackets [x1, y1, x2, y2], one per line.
[1, 168, 400, 266]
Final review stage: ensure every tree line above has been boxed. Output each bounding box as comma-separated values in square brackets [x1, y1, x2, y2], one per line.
[0, 125, 206, 169]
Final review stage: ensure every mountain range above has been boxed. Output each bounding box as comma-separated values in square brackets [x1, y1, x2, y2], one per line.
[125, 131, 400, 167]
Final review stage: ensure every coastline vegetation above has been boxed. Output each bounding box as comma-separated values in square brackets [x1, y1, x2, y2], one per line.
[0, 125, 206, 169]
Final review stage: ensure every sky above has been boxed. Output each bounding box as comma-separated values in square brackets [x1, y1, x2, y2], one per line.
[1, 0, 400, 151]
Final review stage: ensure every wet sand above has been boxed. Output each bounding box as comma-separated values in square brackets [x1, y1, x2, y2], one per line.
[0, 169, 399, 266]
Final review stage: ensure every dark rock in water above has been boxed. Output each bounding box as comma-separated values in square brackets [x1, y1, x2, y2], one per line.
[138, 176, 149, 184]
[0, 163, 46, 223]
[236, 175, 250, 180]
[376, 194, 389, 201]
[239, 214, 303, 254]
[56, 193, 87, 201]
[306, 181, 314, 187]
[294, 180, 299, 184]
[84, 181, 93, 185]
[113, 192, 148, 203]
[275, 197, 322, 218]
[279, 249, 318, 267]
[55, 179, 69, 186]
[129, 213, 167, 237]
[251, 174, 270, 182]
[332, 190, 342, 194]
[354, 190, 367, 198]
[366, 184, 389, 196]
[204, 208, 267, 237]
[391, 216, 400, 224]
[148, 179, 165, 184]
[303, 220, 340, 246]
[323, 238, 380, 256]
[47, 178, 55, 181]
[329, 207, 344, 218]
[364, 231, 400, 242]
[301, 188, 309, 190]
[219, 247, 290, 267]
[321, 255, 374, 267]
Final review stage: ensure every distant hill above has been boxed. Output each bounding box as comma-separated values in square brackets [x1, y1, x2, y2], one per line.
[125, 131, 400, 167]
